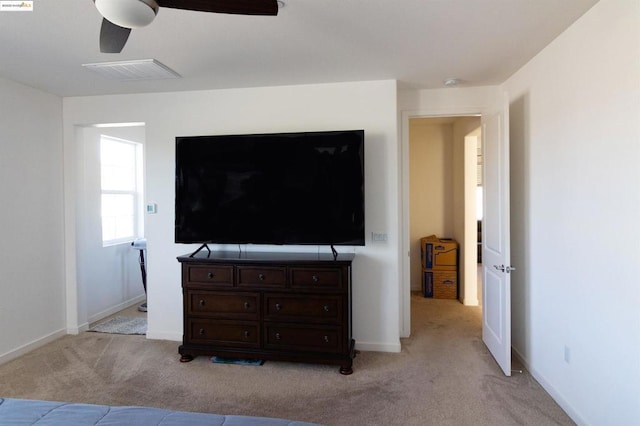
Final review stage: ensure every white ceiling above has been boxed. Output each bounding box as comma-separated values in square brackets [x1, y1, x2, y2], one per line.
[0, 0, 599, 97]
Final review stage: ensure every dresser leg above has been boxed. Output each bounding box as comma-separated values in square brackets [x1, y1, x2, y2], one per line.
[339, 364, 353, 375]
[180, 354, 194, 363]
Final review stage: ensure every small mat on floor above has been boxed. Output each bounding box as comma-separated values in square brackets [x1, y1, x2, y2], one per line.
[89, 316, 147, 335]
[211, 356, 264, 366]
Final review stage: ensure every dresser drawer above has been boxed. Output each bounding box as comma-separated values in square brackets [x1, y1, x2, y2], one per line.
[237, 266, 286, 288]
[290, 267, 342, 290]
[264, 294, 342, 324]
[187, 291, 259, 319]
[186, 319, 259, 348]
[185, 265, 234, 287]
[264, 324, 342, 353]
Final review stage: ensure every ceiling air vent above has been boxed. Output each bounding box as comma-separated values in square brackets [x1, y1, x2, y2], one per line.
[82, 59, 180, 81]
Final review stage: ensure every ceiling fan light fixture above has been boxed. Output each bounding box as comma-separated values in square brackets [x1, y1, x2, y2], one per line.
[443, 78, 461, 87]
[95, 0, 159, 29]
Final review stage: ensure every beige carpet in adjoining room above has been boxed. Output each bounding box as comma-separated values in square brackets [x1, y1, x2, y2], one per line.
[0, 294, 574, 425]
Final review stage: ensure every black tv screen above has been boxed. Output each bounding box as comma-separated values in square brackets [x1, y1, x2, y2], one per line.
[175, 130, 365, 246]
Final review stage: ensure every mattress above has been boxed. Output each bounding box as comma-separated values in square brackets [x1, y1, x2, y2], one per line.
[0, 398, 318, 426]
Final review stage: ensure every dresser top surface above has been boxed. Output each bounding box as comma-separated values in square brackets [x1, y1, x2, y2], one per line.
[178, 250, 355, 265]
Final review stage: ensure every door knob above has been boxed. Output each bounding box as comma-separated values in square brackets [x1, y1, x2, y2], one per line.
[493, 264, 516, 273]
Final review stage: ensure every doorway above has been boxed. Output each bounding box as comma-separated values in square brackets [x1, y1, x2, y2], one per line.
[407, 116, 482, 307]
[74, 123, 147, 330]
[400, 94, 513, 375]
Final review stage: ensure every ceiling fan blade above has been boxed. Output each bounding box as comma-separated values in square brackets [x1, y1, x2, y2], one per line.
[100, 18, 132, 53]
[157, 0, 278, 16]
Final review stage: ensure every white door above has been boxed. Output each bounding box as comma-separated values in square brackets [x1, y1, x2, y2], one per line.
[481, 92, 512, 376]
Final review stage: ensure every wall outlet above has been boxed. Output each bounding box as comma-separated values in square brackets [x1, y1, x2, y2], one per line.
[146, 203, 158, 214]
[371, 232, 388, 242]
[564, 345, 571, 363]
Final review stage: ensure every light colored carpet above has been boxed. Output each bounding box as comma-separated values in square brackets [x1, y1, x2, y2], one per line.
[89, 316, 147, 335]
[0, 294, 574, 425]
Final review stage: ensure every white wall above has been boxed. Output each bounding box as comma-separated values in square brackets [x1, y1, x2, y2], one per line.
[408, 119, 454, 291]
[504, 0, 640, 424]
[452, 119, 481, 306]
[75, 126, 146, 328]
[0, 77, 66, 363]
[409, 119, 454, 236]
[63, 80, 402, 353]
[408, 116, 480, 295]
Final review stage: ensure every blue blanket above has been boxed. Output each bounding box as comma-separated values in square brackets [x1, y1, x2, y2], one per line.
[0, 398, 318, 426]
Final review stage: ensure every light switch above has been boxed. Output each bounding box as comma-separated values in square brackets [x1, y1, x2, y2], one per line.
[371, 232, 388, 242]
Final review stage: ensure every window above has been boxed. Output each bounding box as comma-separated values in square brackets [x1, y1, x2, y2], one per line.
[100, 135, 143, 246]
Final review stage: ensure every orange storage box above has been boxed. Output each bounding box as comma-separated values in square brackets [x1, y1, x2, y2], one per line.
[423, 269, 457, 299]
[420, 235, 458, 270]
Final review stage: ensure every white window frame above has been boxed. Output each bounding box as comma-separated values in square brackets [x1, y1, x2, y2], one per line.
[100, 135, 144, 246]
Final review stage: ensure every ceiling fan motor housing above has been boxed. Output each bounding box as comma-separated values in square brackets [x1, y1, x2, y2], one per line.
[95, 0, 159, 29]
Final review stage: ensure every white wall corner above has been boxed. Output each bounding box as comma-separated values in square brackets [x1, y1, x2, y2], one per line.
[69, 323, 89, 334]
[0, 329, 67, 366]
[462, 297, 479, 306]
[512, 348, 587, 426]
[87, 294, 146, 325]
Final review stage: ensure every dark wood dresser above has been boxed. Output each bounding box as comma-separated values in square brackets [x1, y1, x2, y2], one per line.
[177, 251, 356, 374]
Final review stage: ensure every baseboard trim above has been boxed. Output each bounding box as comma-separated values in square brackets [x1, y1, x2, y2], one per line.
[146, 330, 182, 342]
[462, 297, 479, 306]
[144, 335, 403, 352]
[87, 294, 146, 325]
[0, 328, 67, 366]
[73, 322, 90, 334]
[512, 347, 587, 426]
[355, 340, 401, 353]
[68, 294, 147, 334]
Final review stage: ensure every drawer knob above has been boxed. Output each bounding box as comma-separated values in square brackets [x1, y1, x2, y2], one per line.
[275, 303, 282, 311]
[258, 273, 265, 281]
[244, 302, 251, 309]
[199, 299, 205, 307]
[323, 335, 329, 343]
[275, 332, 281, 340]
[323, 305, 330, 312]
[207, 272, 215, 279]
[312, 274, 319, 283]
[199, 328, 205, 336]
[244, 330, 250, 338]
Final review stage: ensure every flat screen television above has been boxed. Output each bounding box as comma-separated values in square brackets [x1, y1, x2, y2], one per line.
[175, 130, 365, 247]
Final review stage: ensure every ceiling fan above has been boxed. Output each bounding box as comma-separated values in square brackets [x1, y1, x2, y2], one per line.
[94, 0, 279, 53]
